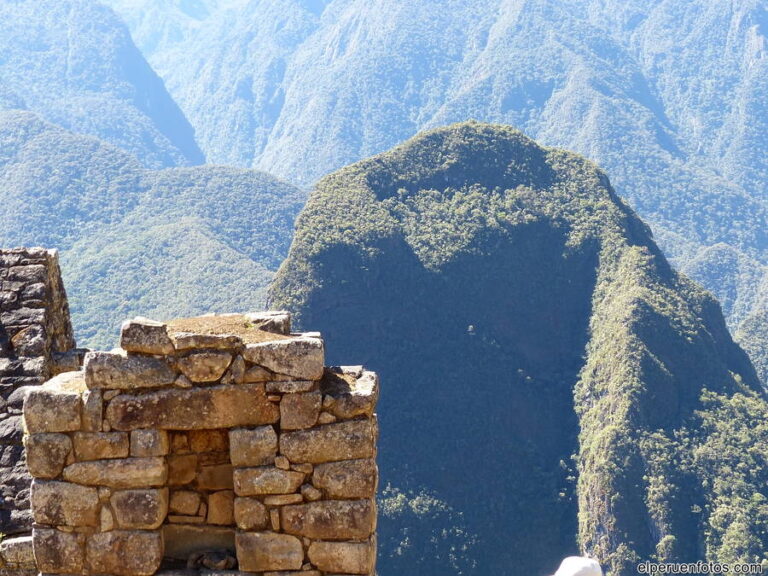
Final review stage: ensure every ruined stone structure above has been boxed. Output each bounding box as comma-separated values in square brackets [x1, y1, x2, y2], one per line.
[0, 248, 81, 575]
[22, 312, 379, 576]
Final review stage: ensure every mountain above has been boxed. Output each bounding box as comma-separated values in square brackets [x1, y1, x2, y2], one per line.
[270, 123, 768, 576]
[108, 0, 768, 351]
[0, 0, 204, 168]
[737, 310, 768, 386]
[0, 109, 304, 348]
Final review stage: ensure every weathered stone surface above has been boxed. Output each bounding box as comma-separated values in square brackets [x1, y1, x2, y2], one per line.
[31, 480, 99, 526]
[111, 488, 168, 529]
[101, 506, 115, 531]
[72, 431, 130, 461]
[167, 454, 198, 485]
[263, 571, 321, 576]
[172, 333, 242, 351]
[321, 370, 379, 420]
[33, 527, 85, 574]
[86, 530, 163, 576]
[263, 494, 303, 506]
[308, 540, 375, 574]
[162, 524, 235, 560]
[207, 490, 235, 525]
[81, 389, 103, 432]
[177, 351, 233, 383]
[167, 514, 205, 523]
[266, 380, 316, 394]
[274, 455, 290, 470]
[23, 372, 83, 433]
[11, 325, 45, 356]
[189, 429, 229, 453]
[280, 420, 375, 464]
[281, 500, 375, 540]
[196, 463, 234, 491]
[234, 497, 268, 530]
[312, 459, 377, 499]
[62, 457, 167, 488]
[130, 429, 170, 457]
[0, 415, 23, 443]
[318, 412, 337, 424]
[169, 490, 201, 515]
[106, 383, 279, 430]
[24, 433, 71, 479]
[233, 467, 305, 496]
[84, 351, 176, 390]
[245, 311, 292, 335]
[243, 365, 273, 382]
[280, 391, 321, 430]
[229, 426, 277, 467]
[0, 534, 35, 568]
[236, 532, 303, 572]
[243, 337, 324, 381]
[120, 318, 174, 355]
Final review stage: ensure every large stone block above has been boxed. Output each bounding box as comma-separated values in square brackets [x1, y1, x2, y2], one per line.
[162, 524, 235, 560]
[280, 420, 376, 464]
[111, 488, 168, 529]
[207, 490, 235, 525]
[245, 311, 291, 335]
[169, 490, 201, 516]
[130, 429, 170, 457]
[106, 383, 279, 430]
[33, 527, 85, 574]
[62, 457, 167, 488]
[234, 497, 268, 530]
[229, 426, 277, 467]
[31, 480, 99, 527]
[167, 454, 198, 486]
[312, 459, 377, 499]
[321, 369, 379, 420]
[172, 333, 242, 351]
[177, 351, 233, 383]
[308, 540, 376, 574]
[233, 467, 305, 496]
[23, 373, 83, 433]
[72, 431, 130, 461]
[280, 391, 321, 430]
[84, 351, 176, 390]
[243, 337, 324, 381]
[81, 389, 103, 432]
[235, 532, 303, 572]
[86, 530, 163, 576]
[24, 433, 71, 479]
[120, 318, 174, 355]
[281, 500, 375, 540]
[0, 535, 35, 570]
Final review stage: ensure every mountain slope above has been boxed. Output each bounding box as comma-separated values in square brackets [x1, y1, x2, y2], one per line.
[270, 123, 766, 576]
[0, 110, 303, 348]
[0, 0, 204, 168]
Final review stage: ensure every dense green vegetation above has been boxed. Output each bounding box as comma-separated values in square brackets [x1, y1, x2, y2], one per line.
[0, 110, 304, 348]
[271, 122, 767, 575]
[737, 311, 768, 387]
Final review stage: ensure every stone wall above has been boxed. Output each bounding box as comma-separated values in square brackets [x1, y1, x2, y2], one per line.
[23, 312, 379, 576]
[0, 248, 78, 538]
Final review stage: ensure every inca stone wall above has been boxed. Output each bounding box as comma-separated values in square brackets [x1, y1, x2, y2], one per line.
[0, 248, 78, 538]
[23, 312, 379, 576]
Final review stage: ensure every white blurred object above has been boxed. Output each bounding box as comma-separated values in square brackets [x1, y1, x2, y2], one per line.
[552, 556, 604, 576]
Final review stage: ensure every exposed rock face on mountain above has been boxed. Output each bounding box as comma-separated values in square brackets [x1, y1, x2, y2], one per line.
[271, 123, 767, 576]
[0, 0, 204, 168]
[0, 110, 304, 349]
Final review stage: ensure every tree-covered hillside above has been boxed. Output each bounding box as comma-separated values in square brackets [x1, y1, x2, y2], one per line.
[0, 110, 304, 348]
[0, 0, 204, 168]
[271, 123, 767, 576]
[107, 0, 768, 348]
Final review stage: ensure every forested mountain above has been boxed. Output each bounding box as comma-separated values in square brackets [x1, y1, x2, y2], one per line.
[271, 123, 768, 576]
[0, 109, 303, 347]
[106, 0, 768, 348]
[0, 0, 204, 168]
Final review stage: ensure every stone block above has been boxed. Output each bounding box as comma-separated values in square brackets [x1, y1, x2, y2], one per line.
[266, 380, 316, 394]
[281, 500, 375, 540]
[308, 540, 376, 574]
[245, 311, 291, 335]
[301, 483, 322, 502]
[23, 373, 83, 433]
[263, 494, 303, 506]
[189, 429, 229, 453]
[234, 497, 268, 531]
[120, 318, 174, 355]
[243, 365, 273, 382]
[177, 351, 233, 383]
[106, 383, 279, 430]
[86, 530, 163, 576]
[130, 429, 170, 457]
[196, 464, 234, 490]
[31, 480, 99, 527]
[280, 420, 376, 464]
[235, 532, 303, 572]
[33, 527, 85, 574]
[169, 490, 201, 516]
[233, 467, 305, 496]
[162, 524, 235, 560]
[321, 370, 379, 420]
[167, 454, 198, 485]
[24, 433, 71, 479]
[81, 389, 103, 432]
[312, 459, 377, 499]
[207, 490, 235, 525]
[72, 431, 130, 461]
[229, 426, 277, 467]
[242, 337, 324, 381]
[111, 488, 168, 529]
[62, 457, 167, 488]
[84, 351, 176, 390]
[0, 535, 34, 568]
[280, 392, 321, 430]
[172, 333, 242, 351]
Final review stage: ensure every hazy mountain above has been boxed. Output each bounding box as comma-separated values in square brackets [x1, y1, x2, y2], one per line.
[0, 110, 303, 348]
[0, 0, 204, 168]
[270, 123, 767, 576]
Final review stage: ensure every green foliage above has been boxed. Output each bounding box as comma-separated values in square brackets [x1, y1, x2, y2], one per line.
[736, 311, 768, 387]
